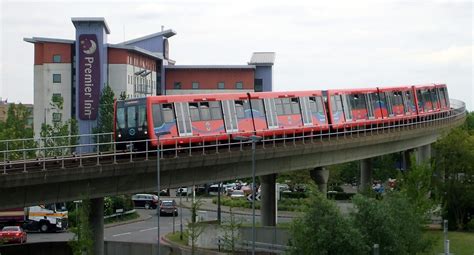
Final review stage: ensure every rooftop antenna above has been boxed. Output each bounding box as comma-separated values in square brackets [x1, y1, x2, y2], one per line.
[161, 25, 164, 32]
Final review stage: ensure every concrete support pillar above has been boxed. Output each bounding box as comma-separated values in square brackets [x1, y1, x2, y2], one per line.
[310, 167, 329, 196]
[359, 158, 373, 192]
[89, 197, 104, 255]
[260, 173, 276, 227]
[416, 144, 431, 165]
[402, 150, 412, 171]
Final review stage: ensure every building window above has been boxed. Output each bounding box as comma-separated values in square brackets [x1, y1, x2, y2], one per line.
[52, 113, 62, 122]
[254, 79, 263, 92]
[174, 82, 182, 89]
[235, 82, 243, 89]
[192, 82, 199, 89]
[53, 74, 61, 83]
[53, 55, 61, 63]
[218, 82, 225, 89]
[52, 93, 62, 103]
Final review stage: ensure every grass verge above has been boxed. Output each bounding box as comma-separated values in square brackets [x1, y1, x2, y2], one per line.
[104, 212, 139, 225]
[424, 230, 474, 254]
[166, 231, 188, 246]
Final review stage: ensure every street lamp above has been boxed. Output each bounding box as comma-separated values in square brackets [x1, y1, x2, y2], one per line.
[234, 135, 262, 255]
[155, 131, 170, 255]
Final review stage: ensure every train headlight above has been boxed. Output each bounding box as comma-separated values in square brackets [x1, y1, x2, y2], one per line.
[144, 130, 148, 135]
[118, 133, 122, 138]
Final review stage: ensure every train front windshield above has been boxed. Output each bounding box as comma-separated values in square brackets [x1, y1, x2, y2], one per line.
[115, 98, 148, 142]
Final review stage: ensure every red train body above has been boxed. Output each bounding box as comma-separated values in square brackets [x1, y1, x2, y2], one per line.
[113, 84, 450, 147]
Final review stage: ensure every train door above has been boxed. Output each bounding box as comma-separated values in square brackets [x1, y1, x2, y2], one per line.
[174, 102, 193, 136]
[341, 94, 353, 121]
[299, 97, 313, 126]
[263, 98, 278, 129]
[365, 94, 375, 119]
[221, 100, 239, 133]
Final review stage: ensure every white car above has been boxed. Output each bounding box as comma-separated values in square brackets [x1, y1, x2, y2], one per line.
[230, 190, 245, 199]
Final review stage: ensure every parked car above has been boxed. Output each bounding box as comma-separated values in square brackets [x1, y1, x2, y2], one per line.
[131, 194, 158, 209]
[0, 226, 27, 244]
[159, 200, 178, 216]
[230, 190, 246, 199]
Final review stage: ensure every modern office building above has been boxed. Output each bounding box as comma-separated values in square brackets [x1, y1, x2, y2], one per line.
[24, 17, 275, 141]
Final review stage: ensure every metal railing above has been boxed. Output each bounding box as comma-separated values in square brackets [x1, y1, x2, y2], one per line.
[0, 99, 466, 174]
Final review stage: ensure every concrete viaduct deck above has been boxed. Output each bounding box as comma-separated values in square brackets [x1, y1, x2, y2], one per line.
[0, 103, 466, 210]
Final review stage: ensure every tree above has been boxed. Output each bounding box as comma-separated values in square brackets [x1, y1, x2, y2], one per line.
[187, 199, 204, 254]
[69, 199, 93, 255]
[0, 103, 35, 160]
[433, 126, 474, 230]
[40, 95, 78, 157]
[220, 208, 242, 254]
[92, 85, 115, 152]
[398, 157, 436, 220]
[288, 191, 369, 254]
[351, 193, 434, 254]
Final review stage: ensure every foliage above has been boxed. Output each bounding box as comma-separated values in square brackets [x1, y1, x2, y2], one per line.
[276, 169, 312, 190]
[187, 199, 204, 254]
[92, 85, 115, 152]
[104, 211, 139, 224]
[40, 95, 78, 157]
[69, 199, 93, 255]
[0, 103, 35, 160]
[398, 157, 436, 220]
[220, 208, 242, 254]
[425, 230, 474, 254]
[351, 193, 435, 254]
[465, 111, 474, 134]
[212, 196, 309, 212]
[466, 219, 474, 232]
[433, 126, 474, 230]
[288, 192, 369, 255]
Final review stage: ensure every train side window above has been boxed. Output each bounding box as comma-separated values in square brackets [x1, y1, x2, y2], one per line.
[209, 101, 222, 120]
[127, 106, 137, 128]
[315, 97, 324, 113]
[275, 98, 284, 115]
[385, 92, 394, 116]
[117, 107, 126, 129]
[366, 94, 374, 118]
[416, 90, 424, 110]
[290, 98, 300, 114]
[162, 104, 174, 122]
[281, 98, 291, 115]
[189, 103, 200, 121]
[431, 89, 439, 109]
[309, 97, 318, 113]
[152, 104, 163, 127]
[250, 99, 263, 118]
[199, 102, 211, 121]
[235, 100, 245, 119]
[138, 105, 147, 129]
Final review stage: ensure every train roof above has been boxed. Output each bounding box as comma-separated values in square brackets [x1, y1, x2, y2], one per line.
[326, 87, 378, 94]
[249, 90, 323, 99]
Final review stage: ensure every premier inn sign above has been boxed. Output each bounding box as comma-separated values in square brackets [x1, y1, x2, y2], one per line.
[78, 34, 100, 120]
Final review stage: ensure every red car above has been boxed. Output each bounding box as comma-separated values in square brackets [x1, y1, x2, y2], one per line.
[0, 226, 27, 244]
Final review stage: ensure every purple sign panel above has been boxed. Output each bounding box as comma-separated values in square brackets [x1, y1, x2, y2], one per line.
[78, 34, 100, 120]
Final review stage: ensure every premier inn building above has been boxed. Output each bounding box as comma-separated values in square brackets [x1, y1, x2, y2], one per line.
[24, 17, 274, 145]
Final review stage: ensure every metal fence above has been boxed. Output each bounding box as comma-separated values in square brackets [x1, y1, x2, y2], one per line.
[0, 99, 466, 174]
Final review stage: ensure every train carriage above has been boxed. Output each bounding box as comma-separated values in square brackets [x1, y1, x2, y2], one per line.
[326, 88, 382, 129]
[377, 86, 417, 122]
[248, 91, 329, 137]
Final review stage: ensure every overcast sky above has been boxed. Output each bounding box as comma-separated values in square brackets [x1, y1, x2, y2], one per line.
[0, 0, 472, 109]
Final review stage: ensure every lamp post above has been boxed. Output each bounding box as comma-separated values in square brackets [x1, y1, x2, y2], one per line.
[155, 131, 170, 255]
[234, 135, 262, 255]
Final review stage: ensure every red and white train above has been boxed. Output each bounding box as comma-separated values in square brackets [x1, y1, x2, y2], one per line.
[114, 84, 450, 147]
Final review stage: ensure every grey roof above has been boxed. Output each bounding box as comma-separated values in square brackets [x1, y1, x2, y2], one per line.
[108, 44, 164, 60]
[165, 65, 256, 69]
[121, 29, 177, 45]
[24, 37, 74, 44]
[71, 17, 111, 34]
[248, 52, 276, 65]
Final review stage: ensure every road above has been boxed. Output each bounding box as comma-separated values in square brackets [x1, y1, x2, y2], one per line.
[28, 207, 293, 244]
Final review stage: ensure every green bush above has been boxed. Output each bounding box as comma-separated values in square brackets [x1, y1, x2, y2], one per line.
[281, 192, 308, 199]
[466, 219, 474, 232]
[213, 196, 309, 212]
